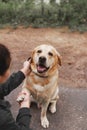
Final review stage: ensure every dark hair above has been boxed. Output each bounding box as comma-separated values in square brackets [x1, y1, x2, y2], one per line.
[0, 44, 11, 75]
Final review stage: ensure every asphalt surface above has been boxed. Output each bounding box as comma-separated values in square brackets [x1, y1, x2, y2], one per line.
[6, 87, 87, 130]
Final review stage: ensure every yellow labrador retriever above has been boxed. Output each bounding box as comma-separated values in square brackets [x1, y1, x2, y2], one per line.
[17, 44, 61, 128]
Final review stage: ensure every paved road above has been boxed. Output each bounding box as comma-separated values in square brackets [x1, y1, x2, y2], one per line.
[6, 87, 87, 130]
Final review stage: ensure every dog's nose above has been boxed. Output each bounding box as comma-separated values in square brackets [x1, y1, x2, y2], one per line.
[39, 56, 46, 63]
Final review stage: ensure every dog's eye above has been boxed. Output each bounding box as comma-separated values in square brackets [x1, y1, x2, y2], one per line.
[37, 50, 42, 53]
[48, 52, 53, 56]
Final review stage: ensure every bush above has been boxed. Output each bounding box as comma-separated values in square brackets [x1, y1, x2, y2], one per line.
[0, 2, 15, 23]
[0, 0, 87, 31]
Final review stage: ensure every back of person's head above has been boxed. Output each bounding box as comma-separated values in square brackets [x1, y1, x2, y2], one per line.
[0, 44, 11, 76]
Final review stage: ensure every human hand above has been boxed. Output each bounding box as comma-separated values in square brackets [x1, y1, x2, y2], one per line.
[21, 58, 31, 76]
[17, 89, 31, 108]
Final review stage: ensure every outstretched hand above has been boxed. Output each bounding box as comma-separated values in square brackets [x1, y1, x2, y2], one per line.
[17, 89, 31, 108]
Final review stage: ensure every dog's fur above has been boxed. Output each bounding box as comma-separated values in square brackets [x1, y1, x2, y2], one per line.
[18, 44, 61, 128]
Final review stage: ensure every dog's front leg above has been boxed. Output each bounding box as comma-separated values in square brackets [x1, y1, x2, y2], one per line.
[17, 80, 30, 103]
[41, 101, 49, 128]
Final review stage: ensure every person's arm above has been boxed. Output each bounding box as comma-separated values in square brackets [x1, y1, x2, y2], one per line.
[0, 107, 32, 130]
[0, 71, 25, 98]
[0, 60, 31, 98]
[0, 85, 32, 130]
[16, 108, 32, 130]
[16, 88, 32, 130]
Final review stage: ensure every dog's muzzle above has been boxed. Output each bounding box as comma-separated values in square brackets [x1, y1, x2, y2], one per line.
[39, 56, 46, 64]
[37, 56, 49, 73]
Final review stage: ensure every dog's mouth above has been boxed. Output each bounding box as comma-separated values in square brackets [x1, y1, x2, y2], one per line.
[37, 64, 49, 73]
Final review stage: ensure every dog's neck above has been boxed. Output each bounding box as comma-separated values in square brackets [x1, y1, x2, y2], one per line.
[32, 71, 48, 78]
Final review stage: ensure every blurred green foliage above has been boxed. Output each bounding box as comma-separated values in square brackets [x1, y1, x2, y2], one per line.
[0, 0, 87, 31]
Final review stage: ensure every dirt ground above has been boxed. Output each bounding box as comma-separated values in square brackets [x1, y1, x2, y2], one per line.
[0, 27, 87, 88]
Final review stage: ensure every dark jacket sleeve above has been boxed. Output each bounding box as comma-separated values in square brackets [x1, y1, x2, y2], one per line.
[0, 107, 32, 130]
[16, 108, 32, 130]
[0, 71, 25, 98]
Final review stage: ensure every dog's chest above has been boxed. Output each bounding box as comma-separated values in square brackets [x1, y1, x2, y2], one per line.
[28, 82, 49, 103]
[33, 84, 47, 91]
[29, 80, 50, 97]
[26, 81, 49, 103]
[26, 73, 58, 102]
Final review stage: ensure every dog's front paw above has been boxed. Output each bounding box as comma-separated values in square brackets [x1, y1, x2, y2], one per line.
[41, 117, 49, 128]
[17, 95, 25, 103]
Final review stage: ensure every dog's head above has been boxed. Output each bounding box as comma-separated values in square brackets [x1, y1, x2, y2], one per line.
[30, 44, 61, 77]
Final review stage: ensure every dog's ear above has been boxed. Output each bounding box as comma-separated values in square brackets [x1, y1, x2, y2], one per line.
[27, 57, 33, 63]
[57, 52, 62, 66]
[27, 57, 31, 61]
